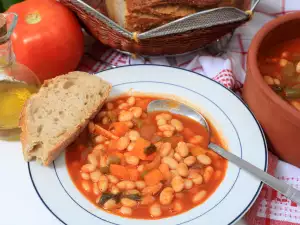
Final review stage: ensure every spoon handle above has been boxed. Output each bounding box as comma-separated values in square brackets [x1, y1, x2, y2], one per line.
[208, 143, 300, 205]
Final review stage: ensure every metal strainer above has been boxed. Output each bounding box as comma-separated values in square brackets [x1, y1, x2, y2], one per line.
[71, 0, 260, 40]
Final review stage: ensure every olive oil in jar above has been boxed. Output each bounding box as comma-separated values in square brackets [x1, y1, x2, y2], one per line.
[0, 13, 40, 140]
[0, 80, 37, 129]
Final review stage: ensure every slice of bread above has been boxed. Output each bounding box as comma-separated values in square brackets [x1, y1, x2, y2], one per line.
[104, 0, 220, 32]
[20, 71, 111, 166]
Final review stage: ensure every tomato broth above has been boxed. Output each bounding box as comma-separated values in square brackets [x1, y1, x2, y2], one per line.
[66, 96, 227, 219]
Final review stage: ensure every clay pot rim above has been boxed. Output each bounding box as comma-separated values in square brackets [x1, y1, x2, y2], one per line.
[248, 12, 300, 126]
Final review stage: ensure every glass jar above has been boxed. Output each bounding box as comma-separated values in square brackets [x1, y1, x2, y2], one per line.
[0, 13, 40, 140]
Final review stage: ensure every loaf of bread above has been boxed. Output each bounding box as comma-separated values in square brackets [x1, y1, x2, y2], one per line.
[105, 0, 222, 32]
[20, 71, 111, 166]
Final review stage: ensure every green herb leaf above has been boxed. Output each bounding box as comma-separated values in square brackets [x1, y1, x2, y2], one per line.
[133, 118, 143, 128]
[141, 170, 149, 179]
[98, 192, 122, 205]
[100, 166, 110, 174]
[123, 194, 141, 201]
[144, 143, 157, 155]
[98, 193, 115, 205]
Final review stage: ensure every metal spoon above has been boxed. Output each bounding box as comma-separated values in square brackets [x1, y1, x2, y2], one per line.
[147, 99, 300, 205]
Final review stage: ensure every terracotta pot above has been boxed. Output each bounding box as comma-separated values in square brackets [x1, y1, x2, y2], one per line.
[243, 12, 300, 168]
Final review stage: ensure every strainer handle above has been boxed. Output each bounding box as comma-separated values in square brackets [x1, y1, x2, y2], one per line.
[251, 0, 261, 12]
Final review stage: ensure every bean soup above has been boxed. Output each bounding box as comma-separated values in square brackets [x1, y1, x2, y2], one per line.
[66, 95, 227, 219]
[259, 38, 300, 111]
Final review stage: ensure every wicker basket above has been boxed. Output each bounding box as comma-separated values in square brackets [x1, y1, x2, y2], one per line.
[60, 0, 256, 56]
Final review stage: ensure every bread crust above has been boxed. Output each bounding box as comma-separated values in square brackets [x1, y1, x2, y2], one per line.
[19, 72, 111, 166]
[109, 0, 221, 32]
[126, 0, 221, 12]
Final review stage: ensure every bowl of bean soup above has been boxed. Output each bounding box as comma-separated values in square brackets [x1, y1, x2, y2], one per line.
[28, 65, 267, 225]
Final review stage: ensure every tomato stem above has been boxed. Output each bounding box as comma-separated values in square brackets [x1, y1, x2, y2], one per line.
[25, 11, 41, 24]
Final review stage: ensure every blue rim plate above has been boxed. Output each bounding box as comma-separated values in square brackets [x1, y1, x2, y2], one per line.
[28, 65, 267, 225]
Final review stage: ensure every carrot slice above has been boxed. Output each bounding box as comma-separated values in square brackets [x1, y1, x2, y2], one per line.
[94, 124, 119, 140]
[144, 155, 161, 171]
[108, 139, 119, 151]
[110, 164, 129, 180]
[111, 122, 129, 136]
[144, 169, 164, 186]
[130, 138, 156, 161]
[182, 128, 195, 140]
[190, 146, 208, 156]
[128, 168, 139, 181]
[169, 135, 184, 148]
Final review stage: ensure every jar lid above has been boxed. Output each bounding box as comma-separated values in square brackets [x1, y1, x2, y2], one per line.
[0, 14, 7, 40]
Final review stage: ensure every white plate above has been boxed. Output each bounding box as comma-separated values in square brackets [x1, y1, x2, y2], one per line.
[28, 65, 267, 225]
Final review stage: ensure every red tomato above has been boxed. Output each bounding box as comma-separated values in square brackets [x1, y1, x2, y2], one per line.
[6, 0, 84, 82]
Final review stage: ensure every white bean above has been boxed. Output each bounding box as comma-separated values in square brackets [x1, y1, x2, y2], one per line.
[159, 187, 174, 205]
[174, 152, 182, 162]
[127, 96, 136, 106]
[189, 135, 204, 145]
[176, 142, 189, 157]
[197, 154, 212, 165]
[162, 157, 178, 169]
[125, 121, 134, 128]
[118, 111, 133, 122]
[137, 165, 145, 173]
[177, 163, 189, 177]
[159, 124, 175, 132]
[150, 203, 162, 217]
[136, 181, 146, 190]
[119, 103, 129, 110]
[171, 176, 184, 192]
[102, 116, 109, 125]
[156, 113, 172, 121]
[173, 200, 183, 212]
[98, 175, 108, 192]
[130, 107, 143, 118]
[117, 181, 136, 190]
[117, 136, 130, 151]
[127, 142, 135, 151]
[171, 119, 183, 131]
[82, 180, 91, 192]
[88, 122, 95, 133]
[128, 130, 140, 141]
[184, 179, 193, 189]
[81, 164, 96, 173]
[192, 190, 207, 203]
[189, 172, 203, 185]
[163, 131, 174, 137]
[103, 199, 117, 210]
[121, 198, 137, 207]
[159, 142, 172, 157]
[111, 185, 120, 195]
[87, 154, 98, 166]
[184, 156, 196, 166]
[296, 61, 300, 73]
[95, 135, 106, 144]
[81, 172, 90, 180]
[125, 155, 140, 166]
[90, 170, 101, 183]
[107, 175, 119, 184]
[157, 118, 167, 126]
[93, 182, 100, 195]
[120, 206, 132, 216]
[203, 166, 214, 183]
